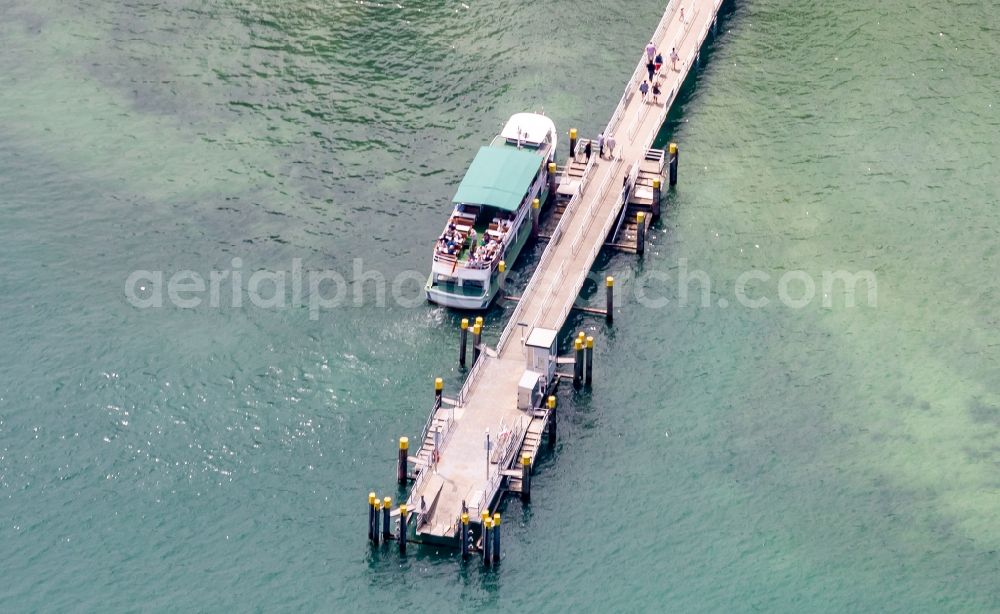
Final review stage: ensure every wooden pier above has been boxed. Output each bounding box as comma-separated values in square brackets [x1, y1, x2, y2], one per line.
[382, 0, 726, 553]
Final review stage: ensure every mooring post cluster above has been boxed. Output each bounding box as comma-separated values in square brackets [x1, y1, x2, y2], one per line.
[368, 492, 409, 554]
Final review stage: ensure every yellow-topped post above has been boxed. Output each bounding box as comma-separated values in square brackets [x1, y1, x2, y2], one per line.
[547, 162, 557, 205]
[532, 196, 541, 239]
[498, 260, 507, 296]
[606, 276, 614, 324]
[491, 512, 501, 563]
[573, 337, 585, 388]
[397, 437, 408, 485]
[652, 177, 662, 219]
[368, 491, 377, 542]
[585, 336, 595, 386]
[482, 517, 493, 566]
[398, 504, 408, 554]
[459, 317, 469, 367]
[434, 377, 443, 403]
[382, 497, 392, 540]
[547, 394, 558, 447]
[569, 128, 578, 157]
[472, 322, 482, 362]
[668, 142, 679, 187]
[521, 454, 532, 502]
[372, 497, 382, 545]
[636, 211, 646, 255]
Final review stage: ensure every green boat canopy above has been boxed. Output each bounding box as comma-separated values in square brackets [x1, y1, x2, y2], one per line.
[451, 146, 545, 212]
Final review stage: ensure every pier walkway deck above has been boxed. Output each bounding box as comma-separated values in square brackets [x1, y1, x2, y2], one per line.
[406, 0, 724, 541]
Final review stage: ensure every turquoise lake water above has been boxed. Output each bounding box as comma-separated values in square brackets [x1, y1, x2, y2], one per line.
[1, 0, 998, 610]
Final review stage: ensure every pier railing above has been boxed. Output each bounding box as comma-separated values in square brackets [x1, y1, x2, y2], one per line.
[495, 154, 598, 354]
[457, 350, 488, 406]
[606, 1, 679, 138]
[466, 417, 524, 522]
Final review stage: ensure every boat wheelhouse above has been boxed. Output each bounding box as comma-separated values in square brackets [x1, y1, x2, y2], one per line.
[425, 113, 557, 309]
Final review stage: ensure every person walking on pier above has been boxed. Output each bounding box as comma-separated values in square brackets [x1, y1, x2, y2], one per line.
[584, 139, 592, 160]
[645, 41, 656, 62]
[646, 58, 655, 82]
[670, 47, 680, 71]
[639, 79, 649, 103]
[652, 82, 662, 104]
[596, 132, 605, 159]
[654, 52, 663, 73]
[606, 134, 617, 160]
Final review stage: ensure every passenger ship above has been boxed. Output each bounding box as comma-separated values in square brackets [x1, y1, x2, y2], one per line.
[425, 113, 557, 309]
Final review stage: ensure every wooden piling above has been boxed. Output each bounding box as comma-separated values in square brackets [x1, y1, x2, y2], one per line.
[652, 177, 662, 219]
[372, 498, 381, 545]
[531, 197, 540, 239]
[397, 437, 408, 485]
[521, 454, 532, 503]
[472, 323, 482, 362]
[481, 511, 491, 566]
[573, 337, 584, 388]
[669, 143, 679, 187]
[382, 497, 392, 540]
[368, 492, 376, 542]
[606, 276, 615, 324]
[492, 513, 501, 563]
[585, 336, 594, 386]
[547, 163, 557, 204]
[398, 505, 408, 555]
[547, 395, 557, 447]
[459, 318, 469, 367]
[636, 211, 646, 255]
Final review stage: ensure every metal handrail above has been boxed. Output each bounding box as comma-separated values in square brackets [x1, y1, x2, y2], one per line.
[497, 177, 588, 353]
[419, 395, 443, 450]
[606, 1, 678, 137]
[457, 350, 488, 406]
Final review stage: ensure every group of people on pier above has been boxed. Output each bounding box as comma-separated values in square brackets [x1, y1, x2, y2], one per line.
[640, 39, 680, 105]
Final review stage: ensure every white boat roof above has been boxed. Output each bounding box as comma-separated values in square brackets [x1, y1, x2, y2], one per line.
[500, 113, 555, 145]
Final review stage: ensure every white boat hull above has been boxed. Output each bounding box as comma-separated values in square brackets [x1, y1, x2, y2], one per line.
[425, 276, 497, 310]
